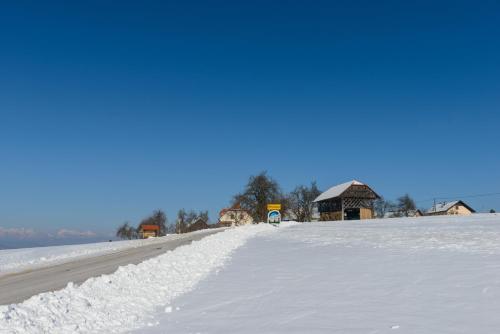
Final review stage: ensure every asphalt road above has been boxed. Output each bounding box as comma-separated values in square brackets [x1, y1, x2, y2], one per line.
[0, 229, 224, 305]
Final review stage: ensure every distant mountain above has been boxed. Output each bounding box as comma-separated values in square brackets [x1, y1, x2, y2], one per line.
[0, 236, 116, 250]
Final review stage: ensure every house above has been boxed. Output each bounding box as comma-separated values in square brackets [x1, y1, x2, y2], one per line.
[426, 200, 475, 216]
[218, 207, 254, 227]
[138, 224, 160, 238]
[314, 180, 380, 221]
[185, 218, 210, 233]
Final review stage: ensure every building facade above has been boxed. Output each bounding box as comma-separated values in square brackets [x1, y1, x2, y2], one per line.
[218, 208, 254, 227]
[138, 224, 160, 238]
[185, 218, 210, 233]
[314, 180, 380, 221]
[426, 200, 475, 216]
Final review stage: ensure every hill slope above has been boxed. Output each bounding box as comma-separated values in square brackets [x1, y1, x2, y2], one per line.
[138, 214, 500, 334]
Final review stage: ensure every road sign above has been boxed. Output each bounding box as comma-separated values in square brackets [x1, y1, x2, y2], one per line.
[267, 210, 281, 224]
[267, 204, 281, 211]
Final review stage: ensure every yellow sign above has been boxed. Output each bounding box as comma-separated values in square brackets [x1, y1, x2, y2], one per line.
[267, 204, 281, 211]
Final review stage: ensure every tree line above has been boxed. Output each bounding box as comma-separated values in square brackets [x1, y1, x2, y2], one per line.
[116, 171, 323, 239]
[116, 209, 210, 240]
[373, 194, 418, 218]
[117, 171, 425, 239]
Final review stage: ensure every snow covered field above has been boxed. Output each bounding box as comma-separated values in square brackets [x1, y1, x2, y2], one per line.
[134, 214, 500, 334]
[2, 214, 500, 334]
[0, 231, 213, 276]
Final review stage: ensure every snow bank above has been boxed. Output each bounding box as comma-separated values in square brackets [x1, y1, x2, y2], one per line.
[0, 234, 188, 276]
[133, 214, 500, 334]
[0, 224, 279, 334]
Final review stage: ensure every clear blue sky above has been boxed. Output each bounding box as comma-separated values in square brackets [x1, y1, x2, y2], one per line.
[1, 1, 499, 236]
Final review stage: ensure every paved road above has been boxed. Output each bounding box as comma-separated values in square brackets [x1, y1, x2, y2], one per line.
[0, 229, 224, 305]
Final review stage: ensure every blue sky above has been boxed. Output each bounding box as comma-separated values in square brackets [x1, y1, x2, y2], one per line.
[1, 1, 499, 240]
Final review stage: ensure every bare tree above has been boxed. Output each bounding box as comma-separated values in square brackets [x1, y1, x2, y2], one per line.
[374, 197, 396, 218]
[176, 209, 210, 233]
[197, 210, 209, 223]
[185, 210, 198, 225]
[166, 222, 177, 234]
[176, 209, 188, 234]
[232, 171, 286, 222]
[116, 222, 137, 240]
[288, 182, 321, 222]
[397, 194, 417, 217]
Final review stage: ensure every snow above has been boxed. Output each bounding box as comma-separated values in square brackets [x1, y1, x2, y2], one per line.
[133, 213, 500, 334]
[0, 224, 278, 333]
[313, 179, 365, 202]
[0, 234, 187, 276]
[3, 214, 500, 334]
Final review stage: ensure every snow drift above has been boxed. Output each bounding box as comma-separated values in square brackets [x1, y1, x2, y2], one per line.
[0, 224, 278, 333]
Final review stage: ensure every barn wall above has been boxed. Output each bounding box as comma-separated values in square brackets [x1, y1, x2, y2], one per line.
[360, 208, 373, 220]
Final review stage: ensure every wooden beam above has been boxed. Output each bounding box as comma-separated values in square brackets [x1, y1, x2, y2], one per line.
[341, 198, 344, 221]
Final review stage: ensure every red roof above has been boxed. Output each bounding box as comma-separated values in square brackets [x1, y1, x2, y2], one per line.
[140, 224, 160, 231]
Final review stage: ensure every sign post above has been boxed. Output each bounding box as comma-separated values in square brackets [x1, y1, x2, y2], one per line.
[267, 204, 282, 224]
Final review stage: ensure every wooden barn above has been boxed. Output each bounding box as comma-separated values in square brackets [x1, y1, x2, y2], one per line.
[314, 180, 380, 221]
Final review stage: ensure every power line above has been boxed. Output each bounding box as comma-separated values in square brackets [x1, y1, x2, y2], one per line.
[416, 192, 500, 204]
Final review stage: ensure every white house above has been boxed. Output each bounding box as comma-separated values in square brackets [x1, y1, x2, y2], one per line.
[218, 207, 254, 227]
[426, 200, 475, 216]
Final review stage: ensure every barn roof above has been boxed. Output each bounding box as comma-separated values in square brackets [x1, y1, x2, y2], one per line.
[426, 200, 476, 214]
[314, 180, 375, 202]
